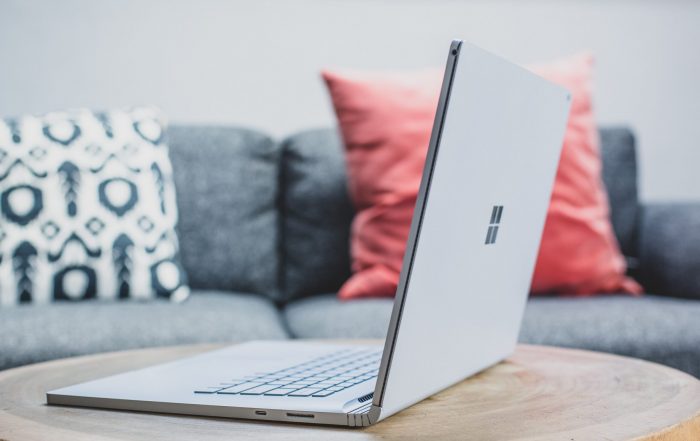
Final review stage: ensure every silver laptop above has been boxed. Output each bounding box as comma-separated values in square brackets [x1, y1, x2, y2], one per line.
[47, 40, 571, 427]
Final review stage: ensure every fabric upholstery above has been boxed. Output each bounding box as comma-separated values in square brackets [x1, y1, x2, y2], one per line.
[528, 55, 640, 295]
[520, 295, 700, 377]
[283, 294, 394, 339]
[599, 127, 640, 261]
[283, 294, 700, 377]
[279, 129, 354, 301]
[638, 203, 700, 300]
[322, 68, 442, 299]
[0, 291, 288, 370]
[0, 107, 189, 305]
[168, 125, 281, 299]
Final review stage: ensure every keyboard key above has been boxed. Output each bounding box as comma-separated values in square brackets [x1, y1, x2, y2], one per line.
[240, 384, 282, 395]
[286, 384, 312, 390]
[194, 386, 226, 394]
[257, 376, 279, 381]
[264, 388, 299, 396]
[312, 389, 336, 397]
[307, 374, 330, 379]
[277, 376, 296, 382]
[289, 388, 324, 397]
[217, 382, 263, 394]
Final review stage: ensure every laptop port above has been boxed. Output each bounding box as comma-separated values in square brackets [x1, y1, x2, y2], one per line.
[255, 410, 267, 416]
[286, 412, 315, 419]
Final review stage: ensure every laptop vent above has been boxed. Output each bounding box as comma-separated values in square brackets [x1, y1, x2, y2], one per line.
[358, 392, 374, 403]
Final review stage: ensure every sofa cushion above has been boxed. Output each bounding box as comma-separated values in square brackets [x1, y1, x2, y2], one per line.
[637, 202, 700, 300]
[283, 294, 700, 377]
[520, 295, 700, 377]
[0, 291, 288, 370]
[168, 126, 280, 298]
[599, 127, 640, 260]
[283, 294, 393, 339]
[279, 129, 354, 301]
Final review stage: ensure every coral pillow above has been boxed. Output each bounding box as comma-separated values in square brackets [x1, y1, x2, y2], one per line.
[529, 55, 642, 295]
[323, 53, 642, 300]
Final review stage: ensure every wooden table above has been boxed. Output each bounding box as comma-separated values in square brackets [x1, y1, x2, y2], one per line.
[1, 343, 699, 441]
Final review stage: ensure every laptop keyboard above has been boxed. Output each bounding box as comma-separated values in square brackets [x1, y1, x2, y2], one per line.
[194, 348, 382, 398]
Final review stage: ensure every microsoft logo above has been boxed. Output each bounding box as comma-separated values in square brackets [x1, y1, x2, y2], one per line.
[485, 205, 503, 245]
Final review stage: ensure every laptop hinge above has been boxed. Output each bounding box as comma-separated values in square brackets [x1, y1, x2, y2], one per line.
[346, 403, 382, 427]
[347, 402, 373, 427]
[368, 404, 381, 425]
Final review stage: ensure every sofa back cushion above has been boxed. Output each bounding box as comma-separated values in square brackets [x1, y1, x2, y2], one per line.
[168, 125, 280, 298]
[280, 126, 639, 301]
[599, 127, 640, 261]
[280, 129, 354, 301]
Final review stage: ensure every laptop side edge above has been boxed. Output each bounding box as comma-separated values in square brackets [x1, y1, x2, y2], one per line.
[366, 39, 463, 426]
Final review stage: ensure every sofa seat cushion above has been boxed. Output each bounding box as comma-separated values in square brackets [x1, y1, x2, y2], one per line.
[520, 295, 700, 377]
[284, 294, 700, 377]
[0, 291, 288, 370]
[284, 294, 394, 339]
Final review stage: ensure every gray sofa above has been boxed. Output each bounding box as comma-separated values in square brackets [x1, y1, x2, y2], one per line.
[2, 125, 699, 378]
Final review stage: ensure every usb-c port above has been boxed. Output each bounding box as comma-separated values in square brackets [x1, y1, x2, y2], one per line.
[255, 410, 267, 416]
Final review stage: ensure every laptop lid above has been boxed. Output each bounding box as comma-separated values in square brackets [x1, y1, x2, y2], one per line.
[369, 40, 572, 422]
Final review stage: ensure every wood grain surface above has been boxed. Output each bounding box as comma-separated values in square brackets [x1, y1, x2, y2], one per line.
[0, 343, 699, 441]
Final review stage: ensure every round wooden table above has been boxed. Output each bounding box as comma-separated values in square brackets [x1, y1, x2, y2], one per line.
[1, 343, 699, 440]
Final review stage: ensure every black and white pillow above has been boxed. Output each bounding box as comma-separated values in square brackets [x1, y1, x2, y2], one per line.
[0, 107, 189, 306]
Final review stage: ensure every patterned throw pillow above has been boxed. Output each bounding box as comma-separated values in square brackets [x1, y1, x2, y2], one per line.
[0, 107, 189, 306]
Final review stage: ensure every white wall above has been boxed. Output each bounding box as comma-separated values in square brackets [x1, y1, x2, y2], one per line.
[1, 0, 699, 201]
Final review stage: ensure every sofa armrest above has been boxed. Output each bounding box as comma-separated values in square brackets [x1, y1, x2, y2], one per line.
[638, 202, 700, 299]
